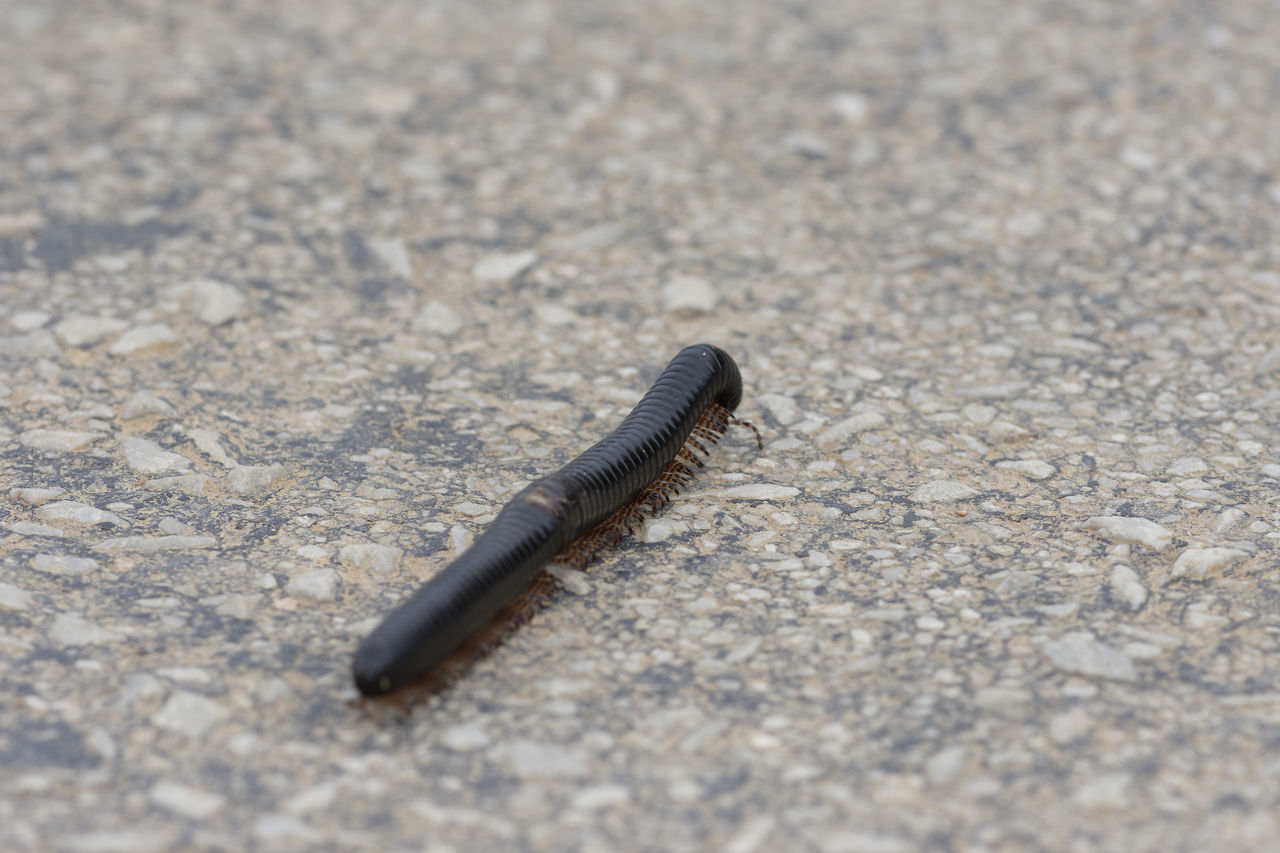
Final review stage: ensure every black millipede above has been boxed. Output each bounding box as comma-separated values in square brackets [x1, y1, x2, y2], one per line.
[352, 343, 760, 702]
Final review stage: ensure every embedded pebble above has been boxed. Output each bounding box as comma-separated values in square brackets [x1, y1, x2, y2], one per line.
[121, 390, 176, 420]
[338, 543, 403, 574]
[0, 582, 34, 611]
[149, 781, 226, 820]
[215, 595, 257, 619]
[1168, 457, 1208, 475]
[498, 740, 588, 777]
[93, 535, 217, 552]
[924, 746, 968, 786]
[362, 84, 416, 116]
[757, 393, 801, 426]
[63, 829, 179, 853]
[783, 131, 829, 159]
[1048, 709, 1094, 745]
[9, 309, 51, 331]
[52, 315, 129, 347]
[1108, 565, 1147, 610]
[108, 323, 177, 356]
[10, 486, 68, 505]
[829, 91, 870, 123]
[473, 250, 538, 282]
[152, 691, 229, 737]
[145, 474, 212, 494]
[170, 279, 245, 326]
[713, 484, 802, 501]
[20, 429, 102, 452]
[1073, 773, 1132, 811]
[50, 614, 120, 646]
[910, 480, 980, 503]
[546, 564, 591, 594]
[1169, 547, 1248, 580]
[817, 412, 886, 448]
[642, 518, 685, 542]
[368, 237, 413, 279]
[413, 300, 463, 336]
[1041, 632, 1137, 681]
[123, 437, 193, 475]
[995, 459, 1056, 480]
[534, 303, 576, 326]
[287, 569, 339, 602]
[283, 783, 340, 816]
[253, 815, 319, 843]
[570, 784, 632, 811]
[1083, 516, 1173, 550]
[186, 428, 237, 467]
[36, 501, 128, 527]
[9, 521, 66, 538]
[228, 463, 284, 494]
[1003, 211, 1045, 238]
[441, 723, 491, 752]
[661, 276, 719, 317]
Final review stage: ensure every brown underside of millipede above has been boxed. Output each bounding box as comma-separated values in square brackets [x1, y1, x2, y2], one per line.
[359, 402, 758, 712]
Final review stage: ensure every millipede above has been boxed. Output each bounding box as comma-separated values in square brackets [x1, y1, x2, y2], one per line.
[352, 343, 761, 705]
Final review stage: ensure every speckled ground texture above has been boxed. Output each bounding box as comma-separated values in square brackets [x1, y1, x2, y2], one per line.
[2, 0, 1279, 850]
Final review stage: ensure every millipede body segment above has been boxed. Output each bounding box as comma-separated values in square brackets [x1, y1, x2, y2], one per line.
[352, 343, 755, 698]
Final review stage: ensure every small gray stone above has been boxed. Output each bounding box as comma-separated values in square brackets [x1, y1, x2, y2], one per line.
[338, 543, 403, 574]
[0, 582, 34, 611]
[1168, 456, 1208, 475]
[995, 459, 1056, 480]
[817, 412, 886, 448]
[144, 474, 212, 494]
[1083, 516, 1173, 550]
[228, 463, 284, 494]
[121, 390, 177, 420]
[50, 613, 121, 646]
[108, 323, 177, 356]
[93, 535, 217, 552]
[20, 429, 103, 452]
[441, 723, 491, 752]
[149, 780, 226, 820]
[170, 279, 245, 326]
[36, 501, 128, 527]
[186, 428, 237, 467]
[713, 484, 802, 501]
[63, 828, 179, 853]
[9, 309, 51, 331]
[829, 91, 870, 123]
[661, 276, 718, 317]
[546, 564, 591, 594]
[498, 740, 587, 777]
[9, 521, 66, 538]
[368, 237, 414, 279]
[1169, 547, 1248, 580]
[152, 691, 229, 737]
[757, 393, 801, 426]
[1108, 565, 1147, 610]
[412, 300, 463, 336]
[910, 480, 980, 503]
[473, 250, 537, 282]
[9, 486, 68, 505]
[123, 437, 193, 475]
[53, 315, 129, 347]
[1042, 632, 1137, 681]
[34, 554, 101, 576]
[288, 569, 339, 602]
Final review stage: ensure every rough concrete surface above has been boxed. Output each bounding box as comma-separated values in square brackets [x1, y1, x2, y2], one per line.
[2, 1, 1279, 851]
